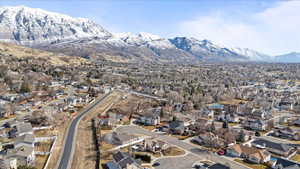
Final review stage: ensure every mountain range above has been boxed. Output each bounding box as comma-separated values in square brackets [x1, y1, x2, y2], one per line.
[0, 6, 298, 63]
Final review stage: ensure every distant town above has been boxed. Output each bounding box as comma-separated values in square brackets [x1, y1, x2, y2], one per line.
[0, 49, 300, 169]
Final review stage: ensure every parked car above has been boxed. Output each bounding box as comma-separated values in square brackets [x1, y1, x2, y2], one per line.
[217, 150, 225, 156]
[152, 162, 160, 167]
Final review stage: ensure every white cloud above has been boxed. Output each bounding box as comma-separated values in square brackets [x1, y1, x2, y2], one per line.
[178, 1, 300, 55]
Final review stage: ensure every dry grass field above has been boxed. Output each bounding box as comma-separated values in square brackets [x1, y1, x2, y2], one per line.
[0, 42, 87, 66]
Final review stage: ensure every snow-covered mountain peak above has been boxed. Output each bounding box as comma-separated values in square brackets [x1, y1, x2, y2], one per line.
[0, 5, 275, 63]
[137, 32, 161, 41]
[231, 47, 271, 61]
[0, 6, 111, 45]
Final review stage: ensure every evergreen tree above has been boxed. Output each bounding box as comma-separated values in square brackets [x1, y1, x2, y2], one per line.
[222, 121, 229, 129]
[20, 81, 31, 93]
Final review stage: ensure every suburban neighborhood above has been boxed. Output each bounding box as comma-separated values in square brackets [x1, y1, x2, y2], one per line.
[0, 1, 300, 169]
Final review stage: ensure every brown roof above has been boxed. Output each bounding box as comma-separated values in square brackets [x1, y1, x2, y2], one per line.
[229, 144, 270, 161]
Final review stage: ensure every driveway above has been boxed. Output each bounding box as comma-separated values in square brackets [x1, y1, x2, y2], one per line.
[153, 153, 199, 169]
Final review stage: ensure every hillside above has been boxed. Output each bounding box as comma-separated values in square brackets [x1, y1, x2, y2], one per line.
[0, 42, 87, 66]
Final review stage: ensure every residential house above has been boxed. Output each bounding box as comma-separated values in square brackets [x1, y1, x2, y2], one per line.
[227, 144, 271, 164]
[216, 112, 239, 123]
[8, 122, 33, 138]
[0, 158, 17, 169]
[277, 98, 294, 111]
[231, 129, 255, 142]
[243, 119, 267, 131]
[199, 108, 214, 119]
[65, 97, 77, 107]
[208, 103, 224, 113]
[193, 132, 223, 148]
[106, 151, 142, 169]
[168, 120, 188, 135]
[138, 113, 160, 126]
[142, 139, 169, 153]
[272, 127, 300, 141]
[173, 103, 184, 112]
[99, 112, 129, 127]
[76, 93, 90, 103]
[271, 157, 300, 169]
[103, 132, 144, 148]
[249, 109, 272, 120]
[293, 118, 300, 127]
[137, 112, 160, 126]
[6, 146, 35, 166]
[251, 139, 295, 157]
[14, 134, 35, 149]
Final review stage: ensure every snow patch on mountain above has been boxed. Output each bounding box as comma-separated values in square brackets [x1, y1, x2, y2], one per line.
[231, 47, 271, 61]
[0, 6, 111, 45]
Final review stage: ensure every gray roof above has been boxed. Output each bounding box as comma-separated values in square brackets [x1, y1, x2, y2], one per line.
[16, 123, 32, 135]
[112, 151, 142, 169]
[103, 132, 138, 146]
[169, 120, 185, 130]
[208, 163, 230, 169]
[285, 165, 300, 169]
[14, 134, 35, 146]
[274, 157, 300, 169]
[106, 162, 120, 169]
[6, 146, 34, 158]
[252, 139, 293, 152]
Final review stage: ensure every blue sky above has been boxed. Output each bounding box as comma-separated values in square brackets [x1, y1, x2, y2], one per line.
[1, 0, 299, 55]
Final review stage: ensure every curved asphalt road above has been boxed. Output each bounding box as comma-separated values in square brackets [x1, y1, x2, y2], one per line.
[57, 92, 111, 169]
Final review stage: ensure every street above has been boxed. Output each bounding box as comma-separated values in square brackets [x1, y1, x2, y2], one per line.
[116, 125, 250, 169]
[56, 92, 112, 169]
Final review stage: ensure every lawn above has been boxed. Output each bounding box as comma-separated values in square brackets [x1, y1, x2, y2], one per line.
[100, 142, 115, 152]
[162, 146, 185, 157]
[234, 159, 268, 169]
[35, 140, 53, 152]
[100, 152, 113, 169]
[219, 99, 247, 105]
[172, 134, 191, 140]
[291, 154, 300, 163]
[35, 155, 49, 169]
[141, 125, 157, 131]
[291, 140, 300, 144]
[229, 122, 239, 127]
[34, 129, 52, 137]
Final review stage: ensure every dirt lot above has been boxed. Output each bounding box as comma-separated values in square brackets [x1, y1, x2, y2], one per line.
[110, 94, 159, 116]
[71, 91, 123, 169]
[162, 146, 185, 157]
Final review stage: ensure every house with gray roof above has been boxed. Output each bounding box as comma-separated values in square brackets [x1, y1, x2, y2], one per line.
[14, 134, 35, 148]
[15, 123, 33, 137]
[107, 151, 142, 169]
[103, 132, 145, 149]
[0, 158, 17, 169]
[271, 157, 300, 169]
[251, 139, 295, 157]
[6, 146, 35, 166]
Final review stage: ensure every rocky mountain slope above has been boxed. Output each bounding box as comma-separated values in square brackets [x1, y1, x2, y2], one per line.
[0, 6, 272, 63]
[0, 6, 111, 46]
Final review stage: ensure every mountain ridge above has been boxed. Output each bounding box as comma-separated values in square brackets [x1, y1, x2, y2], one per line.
[2, 5, 295, 63]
